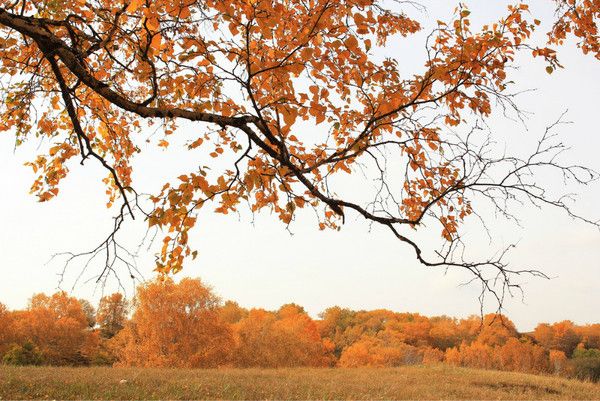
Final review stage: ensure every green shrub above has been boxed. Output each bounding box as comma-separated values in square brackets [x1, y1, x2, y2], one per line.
[572, 347, 600, 359]
[90, 351, 116, 366]
[570, 356, 600, 382]
[2, 342, 44, 366]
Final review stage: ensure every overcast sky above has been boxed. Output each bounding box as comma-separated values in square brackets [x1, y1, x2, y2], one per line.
[0, 1, 598, 332]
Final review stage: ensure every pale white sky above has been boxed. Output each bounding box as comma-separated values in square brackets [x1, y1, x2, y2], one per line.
[0, 1, 598, 332]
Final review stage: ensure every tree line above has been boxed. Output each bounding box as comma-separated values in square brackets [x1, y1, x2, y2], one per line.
[0, 278, 599, 381]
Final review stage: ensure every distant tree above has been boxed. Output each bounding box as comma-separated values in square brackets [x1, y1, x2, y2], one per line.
[533, 323, 555, 349]
[218, 301, 248, 325]
[421, 347, 445, 365]
[0, 303, 16, 358]
[444, 346, 462, 366]
[13, 292, 94, 365]
[552, 321, 582, 357]
[475, 314, 518, 347]
[233, 307, 332, 368]
[78, 299, 96, 329]
[318, 307, 357, 357]
[494, 338, 548, 374]
[534, 321, 581, 357]
[230, 309, 276, 367]
[114, 278, 233, 368]
[276, 303, 306, 318]
[428, 316, 462, 350]
[338, 335, 420, 367]
[383, 313, 432, 347]
[452, 341, 496, 370]
[549, 350, 568, 375]
[575, 324, 600, 349]
[96, 293, 128, 339]
[456, 316, 482, 345]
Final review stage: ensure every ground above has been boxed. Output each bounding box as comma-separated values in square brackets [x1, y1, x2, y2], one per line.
[0, 365, 599, 400]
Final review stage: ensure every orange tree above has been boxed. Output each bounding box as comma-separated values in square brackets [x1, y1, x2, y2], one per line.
[0, 0, 598, 306]
[232, 305, 333, 367]
[0, 303, 16, 358]
[113, 277, 233, 367]
[11, 292, 96, 365]
[96, 293, 128, 339]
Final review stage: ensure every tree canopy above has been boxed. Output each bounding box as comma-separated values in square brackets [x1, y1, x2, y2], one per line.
[2, 284, 600, 381]
[0, 0, 598, 305]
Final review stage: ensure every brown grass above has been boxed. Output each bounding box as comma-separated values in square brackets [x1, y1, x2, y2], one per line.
[0, 364, 599, 400]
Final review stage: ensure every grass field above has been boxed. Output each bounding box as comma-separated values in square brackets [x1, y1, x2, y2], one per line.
[1, 364, 599, 400]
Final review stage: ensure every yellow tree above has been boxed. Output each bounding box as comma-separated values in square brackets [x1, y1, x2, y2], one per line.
[533, 320, 581, 356]
[230, 309, 278, 367]
[575, 324, 600, 349]
[549, 349, 568, 375]
[383, 313, 432, 347]
[338, 335, 420, 367]
[533, 323, 555, 349]
[318, 306, 357, 358]
[12, 292, 95, 365]
[475, 314, 518, 347]
[550, 321, 581, 357]
[0, 303, 16, 358]
[114, 278, 233, 367]
[429, 316, 462, 350]
[451, 341, 497, 370]
[233, 306, 333, 367]
[0, 0, 598, 306]
[218, 301, 248, 325]
[495, 338, 549, 374]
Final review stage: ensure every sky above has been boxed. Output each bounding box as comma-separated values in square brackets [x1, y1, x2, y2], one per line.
[0, 1, 598, 332]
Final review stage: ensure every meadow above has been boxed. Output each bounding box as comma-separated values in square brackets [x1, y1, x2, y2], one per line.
[1, 364, 599, 400]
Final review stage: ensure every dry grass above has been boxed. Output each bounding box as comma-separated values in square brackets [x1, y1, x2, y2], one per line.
[0, 364, 599, 400]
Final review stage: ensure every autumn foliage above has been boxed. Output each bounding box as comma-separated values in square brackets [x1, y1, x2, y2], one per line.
[0, 0, 598, 306]
[231, 304, 333, 368]
[96, 293, 128, 339]
[1, 293, 98, 366]
[113, 278, 233, 368]
[1, 279, 600, 382]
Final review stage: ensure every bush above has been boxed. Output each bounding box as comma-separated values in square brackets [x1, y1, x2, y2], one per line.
[2, 342, 44, 366]
[572, 347, 600, 359]
[570, 356, 600, 382]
